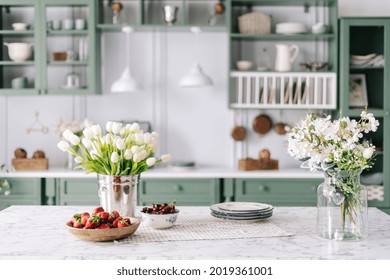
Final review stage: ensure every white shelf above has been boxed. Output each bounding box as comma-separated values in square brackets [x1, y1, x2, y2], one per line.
[230, 71, 337, 110]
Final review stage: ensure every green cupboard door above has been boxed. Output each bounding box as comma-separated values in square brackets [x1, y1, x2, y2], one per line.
[0, 178, 42, 210]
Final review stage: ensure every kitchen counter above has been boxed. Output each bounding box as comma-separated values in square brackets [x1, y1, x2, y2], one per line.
[1, 166, 322, 179]
[0, 205, 389, 260]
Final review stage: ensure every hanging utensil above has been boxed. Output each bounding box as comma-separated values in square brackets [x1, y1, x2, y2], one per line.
[274, 111, 292, 135]
[231, 112, 247, 141]
[253, 114, 272, 134]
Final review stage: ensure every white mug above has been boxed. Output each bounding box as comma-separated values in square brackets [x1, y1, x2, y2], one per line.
[75, 19, 86, 30]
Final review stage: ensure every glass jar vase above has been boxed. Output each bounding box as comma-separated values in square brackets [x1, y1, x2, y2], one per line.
[317, 169, 368, 241]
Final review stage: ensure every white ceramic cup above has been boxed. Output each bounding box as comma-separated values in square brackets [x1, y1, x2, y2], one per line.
[75, 19, 86, 30]
[63, 19, 74, 30]
[66, 50, 75, 61]
[51, 20, 62, 30]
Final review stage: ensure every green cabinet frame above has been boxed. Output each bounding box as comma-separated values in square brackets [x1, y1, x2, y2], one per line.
[339, 17, 390, 211]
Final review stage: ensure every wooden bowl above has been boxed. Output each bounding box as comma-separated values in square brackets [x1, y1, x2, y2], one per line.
[52, 52, 67, 61]
[66, 217, 140, 242]
[231, 126, 247, 141]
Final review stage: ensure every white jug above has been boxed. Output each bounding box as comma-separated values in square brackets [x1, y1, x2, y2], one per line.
[275, 44, 299, 72]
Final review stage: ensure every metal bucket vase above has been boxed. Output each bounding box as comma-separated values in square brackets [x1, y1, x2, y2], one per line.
[97, 174, 139, 217]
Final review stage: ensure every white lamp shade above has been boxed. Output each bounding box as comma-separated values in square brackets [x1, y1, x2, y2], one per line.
[111, 67, 138, 93]
[179, 63, 213, 87]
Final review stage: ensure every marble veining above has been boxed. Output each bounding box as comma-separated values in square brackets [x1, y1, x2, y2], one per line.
[0, 206, 389, 260]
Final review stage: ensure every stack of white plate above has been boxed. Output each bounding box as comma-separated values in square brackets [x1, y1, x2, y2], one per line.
[210, 202, 273, 221]
[275, 22, 307, 34]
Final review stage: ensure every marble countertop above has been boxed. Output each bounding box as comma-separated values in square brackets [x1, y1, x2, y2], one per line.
[1, 205, 389, 260]
[1, 166, 322, 179]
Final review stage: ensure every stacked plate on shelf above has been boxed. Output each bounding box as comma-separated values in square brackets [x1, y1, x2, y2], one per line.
[210, 202, 274, 221]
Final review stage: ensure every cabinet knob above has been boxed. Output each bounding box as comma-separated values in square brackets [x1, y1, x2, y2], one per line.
[173, 184, 183, 191]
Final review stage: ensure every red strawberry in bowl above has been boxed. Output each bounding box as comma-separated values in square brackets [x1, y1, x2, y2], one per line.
[92, 206, 104, 216]
[97, 211, 109, 222]
[85, 215, 101, 229]
[97, 224, 111, 230]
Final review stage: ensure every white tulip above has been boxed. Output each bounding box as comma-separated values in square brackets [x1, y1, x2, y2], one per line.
[151, 131, 159, 140]
[129, 123, 140, 132]
[116, 138, 126, 150]
[83, 127, 93, 139]
[363, 147, 374, 159]
[138, 149, 147, 160]
[57, 141, 70, 152]
[106, 121, 114, 133]
[161, 154, 172, 163]
[62, 129, 75, 142]
[82, 138, 92, 149]
[91, 125, 102, 136]
[105, 134, 112, 145]
[75, 156, 83, 163]
[69, 134, 80, 146]
[120, 127, 127, 136]
[124, 149, 133, 160]
[146, 157, 156, 166]
[112, 122, 122, 134]
[135, 133, 144, 144]
[111, 151, 119, 163]
[143, 132, 151, 144]
[131, 145, 140, 154]
[133, 153, 142, 163]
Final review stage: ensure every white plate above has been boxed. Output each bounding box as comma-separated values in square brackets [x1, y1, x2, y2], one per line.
[211, 212, 273, 221]
[350, 53, 377, 61]
[216, 202, 273, 212]
[61, 85, 81, 89]
[211, 208, 273, 216]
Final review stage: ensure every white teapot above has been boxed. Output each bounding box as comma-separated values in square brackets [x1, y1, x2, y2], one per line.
[274, 44, 299, 72]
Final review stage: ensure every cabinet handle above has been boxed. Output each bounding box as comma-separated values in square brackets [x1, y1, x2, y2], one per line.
[258, 185, 269, 192]
[173, 185, 183, 191]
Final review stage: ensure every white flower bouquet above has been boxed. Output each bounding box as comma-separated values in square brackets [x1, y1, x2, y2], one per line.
[57, 121, 171, 175]
[287, 110, 379, 237]
[287, 110, 378, 172]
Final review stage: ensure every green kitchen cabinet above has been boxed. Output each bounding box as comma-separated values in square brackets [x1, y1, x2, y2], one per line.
[0, 178, 43, 210]
[97, 0, 227, 31]
[228, 0, 338, 109]
[55, 178, 100, 206]
[139, 178, 222, 206]
[339, 17, 390, 209]
[234, 178, 322, 206]
[0, 0, 98, 95]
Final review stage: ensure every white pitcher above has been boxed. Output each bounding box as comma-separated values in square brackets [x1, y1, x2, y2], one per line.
[274, 44, 299, 72]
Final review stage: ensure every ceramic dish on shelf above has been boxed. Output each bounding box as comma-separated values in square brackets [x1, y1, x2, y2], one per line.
[66, 217, 140, 241]
[236, 60, 253, 70]
[276, 22, 307, 34]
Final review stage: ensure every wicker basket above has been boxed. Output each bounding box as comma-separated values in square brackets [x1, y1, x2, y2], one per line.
[238, 12, 271, 34]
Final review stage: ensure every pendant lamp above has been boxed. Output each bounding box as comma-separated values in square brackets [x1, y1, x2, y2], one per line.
[179, 27, 213, 87]
[111, 26, 138, 93]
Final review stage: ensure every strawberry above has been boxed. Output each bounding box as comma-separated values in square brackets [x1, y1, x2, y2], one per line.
[97, 211, 109, 221]
[71, 213, 81, 224]
[92, 206, 104, 216]
[112, 217, 124, 228]
[97, 224, 111, 230]
[117, 219, 129, 228]
[123, 217, 131, 225]
[73, 218, 84, 228]
[108, 211, 120, 223]
[84, 215, 101, 229]
[80, 212, 90, 219]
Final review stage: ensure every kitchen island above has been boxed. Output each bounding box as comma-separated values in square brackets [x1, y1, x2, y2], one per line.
[0, 206, 389, 260]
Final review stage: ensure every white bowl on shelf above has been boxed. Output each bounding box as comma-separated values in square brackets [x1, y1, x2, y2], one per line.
[3, 42, 33, 62]
[276, 22, 307, 34]
[311, 23, 328, 34]
[12, 23, 29, 31]
[236, 60, 253, 70]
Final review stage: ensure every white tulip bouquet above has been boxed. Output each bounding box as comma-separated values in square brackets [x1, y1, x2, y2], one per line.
[57, 121, 171, 175]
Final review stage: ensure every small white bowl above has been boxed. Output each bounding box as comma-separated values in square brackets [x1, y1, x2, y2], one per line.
[236, 60, 253, 70]
[311, 23, 328, 34]
[12, 23, 29, 31]
[140, 211, 179, 229]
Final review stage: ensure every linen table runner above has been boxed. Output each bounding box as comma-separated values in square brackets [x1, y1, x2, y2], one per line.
[116, 215, 292, 244]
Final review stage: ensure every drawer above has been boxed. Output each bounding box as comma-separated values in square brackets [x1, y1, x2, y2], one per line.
[235, 178, 321, 206]
[139, 179, 221, 206]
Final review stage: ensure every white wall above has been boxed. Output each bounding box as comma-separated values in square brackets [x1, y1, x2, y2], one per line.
[1, 1, 389, 170]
